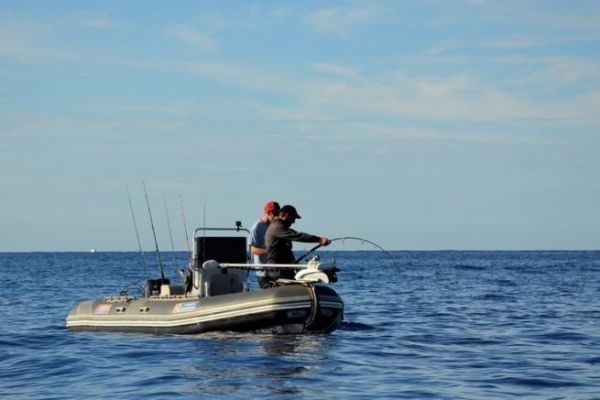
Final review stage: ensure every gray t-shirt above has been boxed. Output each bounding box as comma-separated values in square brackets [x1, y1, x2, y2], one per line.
[249, 219, 269, 277]
[265, 219, 320, 264]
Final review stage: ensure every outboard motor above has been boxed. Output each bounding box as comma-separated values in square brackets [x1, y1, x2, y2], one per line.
[324, 267, 339, 283]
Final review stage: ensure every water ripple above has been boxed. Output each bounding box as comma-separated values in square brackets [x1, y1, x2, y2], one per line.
[1, 251, 599, 399]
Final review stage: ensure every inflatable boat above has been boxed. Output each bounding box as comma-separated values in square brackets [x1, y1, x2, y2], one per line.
[66, 224, 344, 334]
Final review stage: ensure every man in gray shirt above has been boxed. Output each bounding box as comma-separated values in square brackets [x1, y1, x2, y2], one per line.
[264, 205, 330, 284]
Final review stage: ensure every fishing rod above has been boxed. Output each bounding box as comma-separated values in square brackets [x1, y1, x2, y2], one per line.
[127, 186, 148, 274]
[126, 186, 148, 277]
[142, 182, 166, 282]
[295, 236, 400, 268]
[179, 193, 192, 261]
[162, 189, 177, 267]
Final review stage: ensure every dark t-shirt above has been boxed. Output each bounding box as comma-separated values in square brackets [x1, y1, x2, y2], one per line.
[265, 219, 320, 264]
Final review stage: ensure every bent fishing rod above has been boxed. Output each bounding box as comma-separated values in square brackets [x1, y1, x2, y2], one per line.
[295, 236, 400, 268]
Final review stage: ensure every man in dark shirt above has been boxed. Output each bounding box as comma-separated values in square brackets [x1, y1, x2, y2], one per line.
[264, 205, 330, 284]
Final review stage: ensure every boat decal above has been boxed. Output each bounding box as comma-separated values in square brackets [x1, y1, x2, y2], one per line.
[172, 301, 199, 313]
[94, 304, 112, 315]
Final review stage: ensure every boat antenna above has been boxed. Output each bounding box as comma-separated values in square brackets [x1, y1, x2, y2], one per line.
[142, 181, 166, 281]
[295, 236, 400, 268]
[179, 193, 192, 261]
[126, 186, 148, 276]
[162, 189, 177, 268]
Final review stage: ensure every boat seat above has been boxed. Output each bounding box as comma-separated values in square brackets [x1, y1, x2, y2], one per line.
[201, 260, 247, 296]
[159, 284, 186, 297]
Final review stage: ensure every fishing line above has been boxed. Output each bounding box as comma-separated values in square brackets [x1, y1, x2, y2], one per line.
[142, 182, 166, 281]
[296, 236, 400, 268]
[332, 237, 400, 268]
[126, 186, 148, 277]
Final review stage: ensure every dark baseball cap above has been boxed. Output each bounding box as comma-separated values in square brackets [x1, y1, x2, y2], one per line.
[281, 205, 301, 219]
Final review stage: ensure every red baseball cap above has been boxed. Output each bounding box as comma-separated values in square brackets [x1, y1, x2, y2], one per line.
[263, 201, 280, 214]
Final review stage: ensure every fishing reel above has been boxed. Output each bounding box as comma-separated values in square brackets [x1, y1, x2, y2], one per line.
[294, 258, 339, 284]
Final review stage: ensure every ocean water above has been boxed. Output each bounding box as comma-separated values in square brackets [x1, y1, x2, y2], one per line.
[0, 250, 599, 399]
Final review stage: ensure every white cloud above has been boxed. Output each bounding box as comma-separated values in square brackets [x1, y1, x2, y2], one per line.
[0, 17, 78, 62]
[526, 58, 599, 88]
[249, 4, 294, 20]
[310, 63, 360, 80]
[172, 53, 599, 128]
[305, 4, 386, 35]
[483, 35, 545, 49]
[165, 25, 217, 53]
[495, 55, 600, 90]
[177, 60, 303, 95]
[79, 13, 123, 30]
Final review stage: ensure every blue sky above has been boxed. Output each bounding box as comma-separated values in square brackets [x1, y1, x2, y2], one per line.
[1, 1, 599, 251]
